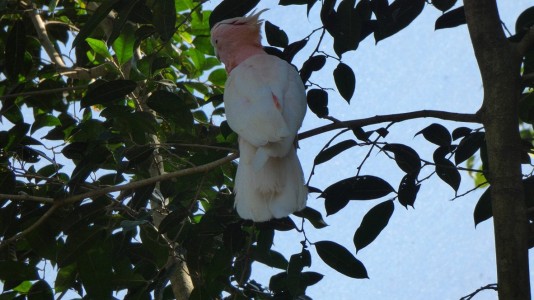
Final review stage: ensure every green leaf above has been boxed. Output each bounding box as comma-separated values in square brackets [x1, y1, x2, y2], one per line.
[265, 21, 289, 48]
[55, 264, 77, 293]
[5, 20, 26, 81]
[209, 0, 261, 28]
[474, 188, 491, 227]
[334, 62, 356, 103]
[81, 80, 137, 107]
[146, 90, 194, 129]
[31, 114, 61, 134]
[78, 243, 113, 299]
[57, 226, 107, 267]
[153, 0, 176, 41]
[73, 0, 121, 48]
[112, 23, 135, 65]
[314, 139, 357, 165]
[454, 131, 485, 165]
[28, 280, 54, 300]
[315, 241, 368, 278]
[435, 6, 466, 30]
[293, 206, 328, 229]
[0, 261, 39, 281]
[208, 68, 227, 86]
[397, 173, 419, 208]
[321, 175, 394, 216]
[382, 143, 421, 175]
[415, 123, 451, 147]
[353, 200, 394, 252]
[86, 38, 112, 59]
[307, 89, 329, 118]
[107, 0, 141, 45]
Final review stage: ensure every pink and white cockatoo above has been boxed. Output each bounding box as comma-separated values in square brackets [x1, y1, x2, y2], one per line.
[211, 11, 308, 222]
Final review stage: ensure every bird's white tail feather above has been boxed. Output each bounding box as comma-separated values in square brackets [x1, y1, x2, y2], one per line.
[234, 139, 307, 222]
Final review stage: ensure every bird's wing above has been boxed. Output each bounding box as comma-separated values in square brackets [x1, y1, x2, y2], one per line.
[224, 54, 306, 150]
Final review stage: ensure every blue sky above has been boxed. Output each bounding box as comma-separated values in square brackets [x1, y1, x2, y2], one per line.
[211, 1, 534, 299]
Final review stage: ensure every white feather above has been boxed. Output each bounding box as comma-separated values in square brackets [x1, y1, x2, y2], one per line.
[225, 54, 307, 221]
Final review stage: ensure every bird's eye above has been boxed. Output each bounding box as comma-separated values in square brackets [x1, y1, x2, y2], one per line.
[215, 39, 218, 44]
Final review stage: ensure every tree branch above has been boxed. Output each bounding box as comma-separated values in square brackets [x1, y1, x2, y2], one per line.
[0, 85, 88, 100]
[27, 4, 66, 68]
[298, 110, 480, 140]
[0, 153, 238, 250]
[0, 193, 54, 204]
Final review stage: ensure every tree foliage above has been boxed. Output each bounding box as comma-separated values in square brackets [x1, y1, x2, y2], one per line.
[0, 0, 532, 299]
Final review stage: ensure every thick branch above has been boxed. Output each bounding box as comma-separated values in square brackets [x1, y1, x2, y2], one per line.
[298, 110, 479, 140]
[464, 0, 531, 299]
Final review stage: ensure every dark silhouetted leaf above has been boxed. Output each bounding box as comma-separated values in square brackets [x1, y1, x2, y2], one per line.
[435, 158, 461, 192]
[307, 89, 329, 118]
[374, 0, 425, 42]
[209, 0, 260, 28]
[432, 0, 456, 12]
[152, 0, 176, 41]
[354, 200, 394, 252]
[334, 63, 356, 103]
[315, 241, 368, 278]
[300, 55, 326, 82]
[124, 145, 154, 166]
[474, 188, 491, 227]
[321, 176, 394, 215]
[455, 131, 485, 165]
[382, 143, 421, 175]
[28, 280, 54, 300]
[130, 183, 156, 210]
[283, 38, 308, 62]
[516, 6, 534, 34]
[398, 173, 419, 208]
[265, 21, 289, 48]
[250, 246, 288, 269]
[435, 6, 466, 30]
[415, 123, 451, 147]
[81, 80, 137, 107]
[333, 0, 362, 56]
[0, 170, 16, 194]
[452, 127, 472, 140]
[72, 0, 121, 48]
[5, 20, 26, 81]
[293, 206, 328, 228]
[314, 139, 357, 165]
[158, 210, 188, 234]
[0, 261, 39, 281]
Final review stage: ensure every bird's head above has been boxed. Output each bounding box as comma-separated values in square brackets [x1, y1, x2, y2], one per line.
[210, 10, 267, 66]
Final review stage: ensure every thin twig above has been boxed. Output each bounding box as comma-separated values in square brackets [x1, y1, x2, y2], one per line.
[0, 85, 88, 100]
[459, 283, 498, 300]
